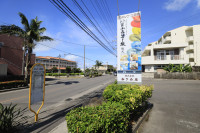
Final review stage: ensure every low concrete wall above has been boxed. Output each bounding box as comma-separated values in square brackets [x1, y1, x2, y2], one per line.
[142, 72, 154, 78]
[0, 64, 7, 76]
[154, 72, 200, 80]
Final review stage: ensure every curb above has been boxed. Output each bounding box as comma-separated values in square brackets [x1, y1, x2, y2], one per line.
[132, 103, 153, 133]
[0, 86, 28, 93]
[24, 79, 115, 133]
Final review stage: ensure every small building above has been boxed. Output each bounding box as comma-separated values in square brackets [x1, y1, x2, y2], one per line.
[36, 56, 77, 72]
[142, 25, 200, 72]
[94, 64, 114, 73]
[0, 34, 35, 75]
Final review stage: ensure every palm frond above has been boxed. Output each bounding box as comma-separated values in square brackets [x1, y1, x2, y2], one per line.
[18, 12, 30, 31]
[30, 19, 39, 31]
[39, 36, 53, 41]
[38, 27, 46, 34]
[0, 24, 25, 37]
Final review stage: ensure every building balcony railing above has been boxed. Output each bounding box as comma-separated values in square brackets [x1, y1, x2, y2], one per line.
[154, 55, 166, 60]
[186, 45, 194, 51]
[189, 53, 194, 58]
[154, 55, 184, 61]
[163, 36, 171, 44]
[187, 36, 194, 42]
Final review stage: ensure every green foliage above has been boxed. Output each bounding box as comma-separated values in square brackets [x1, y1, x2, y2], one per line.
[0, 12, 53, 82]
[163, 64, 193, 72]
[0, 80, 27, 90]
[66, 66, 71, 73]
[0, 103, 26, 133]
[103, 84, 153, 112]
[50, 67, 58, 73]
[46, 73, 84, 76]
[66, 102, 129, 133]
[95, 60, 103, 70]
[66, 84, 154, 132]
[114, 80, 117, 84]
[182, 64, 192, 72]
[163, 64, 176, 72]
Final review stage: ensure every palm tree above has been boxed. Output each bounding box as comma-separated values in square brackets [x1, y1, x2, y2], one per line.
[0, 12, 53, 82]
[95, 60, 103, 70]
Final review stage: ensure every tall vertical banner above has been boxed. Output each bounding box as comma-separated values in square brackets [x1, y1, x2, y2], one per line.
[117, 12, 142, 83]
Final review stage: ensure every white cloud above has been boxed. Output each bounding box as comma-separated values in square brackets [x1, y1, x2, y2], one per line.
[64, 54, 79, 61]
[164, 0, 200, 11]
[164, 0, 191, 11]
[197, 0, 200, 7]
[34, 32, 61, 52]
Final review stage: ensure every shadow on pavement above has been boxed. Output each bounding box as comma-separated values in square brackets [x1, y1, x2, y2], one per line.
[45, 78, 58, 81]
[55, 81, 79, 85]
[23, 103, 83, 133]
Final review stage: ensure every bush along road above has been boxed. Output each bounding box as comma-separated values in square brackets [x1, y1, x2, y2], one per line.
[66, 84, 154, 133]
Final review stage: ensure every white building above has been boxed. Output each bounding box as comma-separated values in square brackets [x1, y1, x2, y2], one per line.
[142, 25, 200, 72]
[36, 56, 77, 71]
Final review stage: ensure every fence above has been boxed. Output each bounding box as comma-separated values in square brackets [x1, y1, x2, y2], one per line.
[154, 72, 200, 80]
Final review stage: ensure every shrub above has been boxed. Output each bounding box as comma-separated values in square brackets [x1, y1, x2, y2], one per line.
[0, 80, 27, 90]
[103, 84, 153, 111]
[80, 72, 84, 75]
[46, 73, 53, 76]
[66, 84, 154, 132]
[0, 103, 26, 132]
[66, 102, 129, 133]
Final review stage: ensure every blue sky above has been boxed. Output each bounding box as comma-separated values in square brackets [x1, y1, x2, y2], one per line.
[0, 0, 200, 68]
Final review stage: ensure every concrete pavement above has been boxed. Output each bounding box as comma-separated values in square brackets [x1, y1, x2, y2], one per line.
[49, 78, 200, 133]
[139, 78, 200, 133]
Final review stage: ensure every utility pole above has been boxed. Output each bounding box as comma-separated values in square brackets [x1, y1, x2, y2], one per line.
[84, 45, 85, 77]
[58, 54, 61, 77]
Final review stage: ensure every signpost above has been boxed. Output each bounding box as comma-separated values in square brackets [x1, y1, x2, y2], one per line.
[29, 63, 45, 122]
[117, 12, 142, 83]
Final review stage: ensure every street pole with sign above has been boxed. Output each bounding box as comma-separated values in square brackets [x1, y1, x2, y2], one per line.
[117, 12, 142, 84]
[29, 63, 46, 122]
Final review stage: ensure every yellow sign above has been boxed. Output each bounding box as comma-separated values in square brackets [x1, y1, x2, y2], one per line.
[29, 63, 46, 122]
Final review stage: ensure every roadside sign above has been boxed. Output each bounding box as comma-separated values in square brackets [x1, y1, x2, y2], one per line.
[29, 63, 46, 122]
[117, 12, 142, 83]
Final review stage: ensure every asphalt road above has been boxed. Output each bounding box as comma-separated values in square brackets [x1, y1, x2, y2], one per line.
[140, 78, 200, 133]
[0, 75, 115, 113]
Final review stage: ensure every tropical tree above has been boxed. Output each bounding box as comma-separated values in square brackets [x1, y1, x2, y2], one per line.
[95, 60, 103, 70]
[183, 64, 192, 72]
[50, 67, 58, 73]
[175, 64, 185, 72]
[163, 64, 176, 73]
[66, 66, 71, 73]
[0, 12, 53, 82]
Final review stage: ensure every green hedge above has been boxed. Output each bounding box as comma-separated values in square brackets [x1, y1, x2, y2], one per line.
[103, 84, 153, 111]
[46, 73, 84, 76]
[66, 102, 129, 133]
[0, 80, 27, 90]
[66, 84, 154, 132]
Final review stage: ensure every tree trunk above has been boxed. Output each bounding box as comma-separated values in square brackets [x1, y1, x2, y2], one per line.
[22, 46, 25, 75]
[24, 48, 31, 84]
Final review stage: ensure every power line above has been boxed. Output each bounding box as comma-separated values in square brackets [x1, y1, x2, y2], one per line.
[49, 0, 117, 56]
[94, 0, 115, 35]
[37, 42, 96, 62]
[53, 38, 98, 47]
[89, 0, 115, 37]
[70, 0, 115, 50]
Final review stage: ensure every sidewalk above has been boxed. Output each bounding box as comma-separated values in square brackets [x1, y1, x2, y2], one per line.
[24, 78, 115, 133]
[138, 79, 200, 133]
[48, 78, 200, 133]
